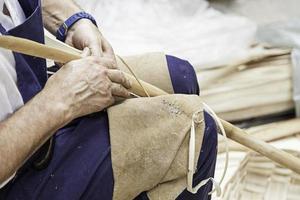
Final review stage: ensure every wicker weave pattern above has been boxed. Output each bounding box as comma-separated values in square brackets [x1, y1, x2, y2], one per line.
[223, 151, 300, 200]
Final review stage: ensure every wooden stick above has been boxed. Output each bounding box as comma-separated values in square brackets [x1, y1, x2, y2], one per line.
[219, 118, 300, 153]
[221, 119, 300, 174]
[0, 36, 167, 97]
[1, 35, 300, 174]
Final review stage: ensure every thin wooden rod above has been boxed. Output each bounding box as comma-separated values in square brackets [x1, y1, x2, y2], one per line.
[1, 35, 300, 174]
[0, 36, 167, 97]
[221, 119, 300, 174]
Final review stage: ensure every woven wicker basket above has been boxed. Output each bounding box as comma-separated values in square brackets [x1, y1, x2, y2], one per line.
[222, 150, 300, 200]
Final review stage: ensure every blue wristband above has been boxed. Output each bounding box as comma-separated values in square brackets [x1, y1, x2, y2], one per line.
[56, 12, 98, 42]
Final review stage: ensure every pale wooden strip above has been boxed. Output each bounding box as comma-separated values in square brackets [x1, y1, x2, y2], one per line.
[219, 118, 300, 153]
[223, 151, 300, 200]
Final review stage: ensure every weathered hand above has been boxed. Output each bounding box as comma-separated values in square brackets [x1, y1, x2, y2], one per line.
[43, 54, 131, 122]
[65, 19, 116, 62]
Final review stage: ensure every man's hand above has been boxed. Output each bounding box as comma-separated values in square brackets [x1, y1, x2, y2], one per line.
[0, 55, 131, 183]
[1, 0, 128, 185]
[65, 19, 115, 61]
[44, 55, 131, 121]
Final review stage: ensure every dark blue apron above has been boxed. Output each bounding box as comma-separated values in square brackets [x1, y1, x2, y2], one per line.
[0, 1, 217, 199]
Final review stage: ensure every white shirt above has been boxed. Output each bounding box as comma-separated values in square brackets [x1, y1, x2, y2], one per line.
[0, 0, 26, 188]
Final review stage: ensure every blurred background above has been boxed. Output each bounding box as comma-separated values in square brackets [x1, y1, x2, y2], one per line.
[74, 0, 300, 199]
[75, 0, 300, 68]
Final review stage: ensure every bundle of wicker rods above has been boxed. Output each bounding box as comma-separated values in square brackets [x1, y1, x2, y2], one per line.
[223, 150, 300, 200]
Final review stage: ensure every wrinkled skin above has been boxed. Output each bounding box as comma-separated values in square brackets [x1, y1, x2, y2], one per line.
[45, 52, 131, 120]
[65, 19, 116, 61]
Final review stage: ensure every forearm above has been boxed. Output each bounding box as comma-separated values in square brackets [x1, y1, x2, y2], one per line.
[0, 90, 66, 183]
[42, 0, 83, 34]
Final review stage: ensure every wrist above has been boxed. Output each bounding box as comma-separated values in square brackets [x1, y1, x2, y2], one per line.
[65, 18, 94, 40]
[36, 89, 71, 128]
[42, 0, 82, 35]
[56, 12, 97, 42]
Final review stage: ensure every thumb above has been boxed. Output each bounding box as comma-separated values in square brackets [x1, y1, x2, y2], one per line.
[81, 47, 92, 58]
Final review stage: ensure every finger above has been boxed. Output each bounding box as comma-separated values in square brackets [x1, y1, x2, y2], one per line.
[89, 41, 103, 57]
[107, 70, 132, 89]
[81, 47, 91, 58]
[111, 83, 130, 98]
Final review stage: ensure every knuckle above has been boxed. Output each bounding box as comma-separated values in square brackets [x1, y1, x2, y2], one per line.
[110, 58, 116, 65]
[108, 58, 117, 68]
[118, 70, 124, 76]
[117, 71, 124, 79]
[120, 72, 127, 83]
[105, 95, 114, 105]
[107, 80, 112, 89]
[97, 66, 108, 76]
[119, 85, 128, 96]
[102, 68, 109, 76]
[118, 84, 124, 91]
[102, 57, 117, 68]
